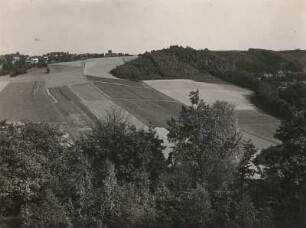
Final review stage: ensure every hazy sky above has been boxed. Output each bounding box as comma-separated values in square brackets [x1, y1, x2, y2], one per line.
[0, 0, 305, 55]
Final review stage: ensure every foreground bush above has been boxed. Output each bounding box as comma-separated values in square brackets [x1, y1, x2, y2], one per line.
[1, 93, 305, 227]
[0, 122, 71, 226]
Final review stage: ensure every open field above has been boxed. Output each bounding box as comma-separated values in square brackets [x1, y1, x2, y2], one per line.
[87, 75, 146, 87]
[0, 64, 102, 139]
[94, 82, 176, 101]
[0, 76, 10, 92]
[51, 60, 84, 67]
[83, 100, 146, 130]
[3, 61, 162, 142]
[71, 83, 108, 101]
[0, 81, 64, 122]
[84, 56, 137, 79]
[47, 85, 98, 138]
[145, 79, 255, 110]
[84, 57, 124, 79]
[49, 86, 81, 102]
[115, 100, 182, 128]
[45, 64, 87, 88]
[145, 79, 281, 149]
[92, 79, 182, 128]
[54, 101, 96, 138]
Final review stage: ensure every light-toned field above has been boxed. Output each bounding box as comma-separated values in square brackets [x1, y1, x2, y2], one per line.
[145, 79, 281, 149]
[0, 76, 10, 92]
[51, 60, 84, 67]
[145, 79, 255, 110]
[84, 100, 146, 130]
[0, 81, 64, 122]
[84, 56, 137, 79]
[70, 83, 108, 101]
[45, 64, 87, 88]
[49, 86, 81, 102]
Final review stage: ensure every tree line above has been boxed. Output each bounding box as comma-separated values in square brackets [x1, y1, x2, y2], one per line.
[1, 91, 306, 227]
[0, 53, 28, 77]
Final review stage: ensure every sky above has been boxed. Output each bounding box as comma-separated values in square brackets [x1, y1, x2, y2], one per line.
[0, 0, 305, 55]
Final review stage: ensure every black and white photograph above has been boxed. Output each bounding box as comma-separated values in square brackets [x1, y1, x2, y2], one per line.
[0, 0, 305, 227]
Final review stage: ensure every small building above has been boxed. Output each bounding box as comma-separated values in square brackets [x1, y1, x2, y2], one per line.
[25, 57, 39, 66]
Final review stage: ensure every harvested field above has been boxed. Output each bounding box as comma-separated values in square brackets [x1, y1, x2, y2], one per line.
[84, 57, 124, 79]
[84, 56, 137, 79]
[47, 85, 98, 138]
[0, 61, 149, 141]
[51, 60, 84, 67]
[91, 78, 182, 128]
[87, 75, 145, 87]
[54, 101, 95, 139]
[94, 82, 177, 101]
[115, 100, 182, 128]
[45, 65, 87, 88]
[0, 76, 9, 92]
[237, 110, 280, 147]
[144, 79, 280, 149]
[0, 81, 64, 122]
[145, 79, 254, 110]
[49, 86, 81, 102]
[83, 100, 146, 129]
[9, 68, 47, 83]
[71, 83, 108, 101]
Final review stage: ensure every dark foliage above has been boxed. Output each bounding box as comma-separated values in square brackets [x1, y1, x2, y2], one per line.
[1, 94, 305, 227]
[253, 111, 306, 226]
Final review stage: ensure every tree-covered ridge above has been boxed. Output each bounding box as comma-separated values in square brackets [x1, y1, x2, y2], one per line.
[1, 92, 306, 227]
[111, 46, 306, 119]
[111, 46, 305, 81]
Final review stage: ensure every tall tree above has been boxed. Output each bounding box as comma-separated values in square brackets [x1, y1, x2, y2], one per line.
[255, 110, 306, 225]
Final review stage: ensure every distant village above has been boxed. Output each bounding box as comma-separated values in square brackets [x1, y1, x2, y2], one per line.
[0, 50, 129, 66]
[18, 50, 130, 66]
[0, 50, 131, 76]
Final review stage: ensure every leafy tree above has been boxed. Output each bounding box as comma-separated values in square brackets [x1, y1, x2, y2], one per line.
[163, 91, 259, 226]
[78, 110, 166, 189]
[279, 83, 306, 111]
[167, 90, 242, 189]
[255, 110, 306, 225]
[0, 122, 71, 227]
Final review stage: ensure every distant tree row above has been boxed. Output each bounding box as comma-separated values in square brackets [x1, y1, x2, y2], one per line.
[1, 91, 306, 227]
[44, 52, 105, 64]
[0, 53, 28, 77]
[44, 51, 130, 64]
